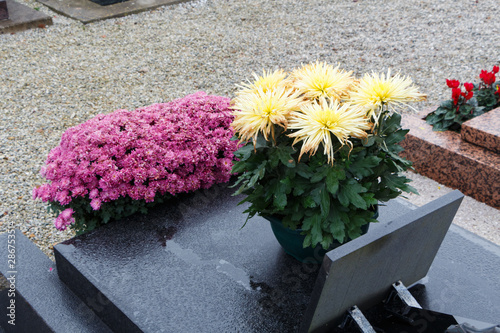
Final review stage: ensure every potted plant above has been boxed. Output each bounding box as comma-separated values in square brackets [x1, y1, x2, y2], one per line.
[230, 62, 426, 263]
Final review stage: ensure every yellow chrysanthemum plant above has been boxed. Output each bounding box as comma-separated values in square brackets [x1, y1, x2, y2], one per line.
[230, 63, 426, 259]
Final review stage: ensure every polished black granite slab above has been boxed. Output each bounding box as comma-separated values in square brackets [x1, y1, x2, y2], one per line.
[55, 184, 325, 332]
[54, 183, 500, 332]
[0, 230, 112, 333]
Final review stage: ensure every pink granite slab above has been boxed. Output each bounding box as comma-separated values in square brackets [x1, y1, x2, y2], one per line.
[400, 109, 500, 209]
[461, 107, 500, 154]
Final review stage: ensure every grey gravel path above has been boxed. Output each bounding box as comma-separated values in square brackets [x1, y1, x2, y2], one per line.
[1, 0, 499, 260]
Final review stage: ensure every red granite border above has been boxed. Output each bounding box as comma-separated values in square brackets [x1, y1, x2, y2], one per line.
[400, 108, 500, 209]
[461, 107, 500, 154]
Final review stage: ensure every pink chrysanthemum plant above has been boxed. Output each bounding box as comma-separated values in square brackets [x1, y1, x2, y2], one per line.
[230, 62, 425, 250]
[33, 92, 239, 234]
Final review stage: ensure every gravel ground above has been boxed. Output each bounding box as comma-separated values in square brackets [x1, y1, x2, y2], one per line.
[0, 0, 499, 260]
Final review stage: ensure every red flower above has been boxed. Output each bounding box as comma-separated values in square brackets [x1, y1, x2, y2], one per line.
[451, 87, 461, 105]
[461, 90, 473, 101]
[446, 79, 460, 89]
[479, 70, 496, 86]
[463, 82, 474, 91]
[493, 66, 499, 74]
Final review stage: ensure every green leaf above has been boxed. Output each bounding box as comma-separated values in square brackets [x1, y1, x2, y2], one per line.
[302, 196, 317, 208]
[382, 113, 402, 133]
[295, 163, 313, 179]
[310, 166, 329, 183]
[303, 233, 312, 248]
[292, 178, 309, 196]
[311, 219, 323, 248]
[440, 100, 453, 109]
[338, 180, 368, 209]
[234, 144, 254, 160]
[320, 186, 330, 218]
[328, 205, 345, 242]
[349, 156, 382, 178]
[301, 215, 316, 231]
[273, 191, 287, 210]
[231, 160, 247, 174]
[384, 129, 409, 146]
[325, 166, 345, 195]
[277, 145, 296, 168]
[362, 135, 376, 147]
[320, 234, 333, 250]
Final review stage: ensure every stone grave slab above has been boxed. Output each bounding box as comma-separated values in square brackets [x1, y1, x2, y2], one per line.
[0, 230, 112, 333]
[54, 184, 415, 332]
[54, 184, 500, 332]
[0, 0, 8, 20]
[461, 107, 500, 154]
[37, 0, 191, 24]
[0, 0, 52, 34]
[401, 108, 500, 208]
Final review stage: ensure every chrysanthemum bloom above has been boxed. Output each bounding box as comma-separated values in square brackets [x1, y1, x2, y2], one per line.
[289, 62, 354, 101]
[231, 86, 303, 144]
[349, 70, 427, 121]
[235, 69, 288, 95]
[288, 98, 371, 164]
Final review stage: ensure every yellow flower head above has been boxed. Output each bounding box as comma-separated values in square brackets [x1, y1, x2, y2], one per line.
[236, 69, 288, 95]
[231, 87, 303, 144]
[348, 70, 427, 119]
[288, 98, 371, 164]
[289, 62, 354, 101]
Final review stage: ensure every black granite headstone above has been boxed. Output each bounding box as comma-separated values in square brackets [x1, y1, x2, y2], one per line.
[0, 0, 8, 20]
[302, 191, 465, 332]
[88, 0, 129, 6]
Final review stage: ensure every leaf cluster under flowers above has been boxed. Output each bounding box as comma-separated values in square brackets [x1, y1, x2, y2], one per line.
[232, 112, 417, 250]
[426, 66, 500, 132]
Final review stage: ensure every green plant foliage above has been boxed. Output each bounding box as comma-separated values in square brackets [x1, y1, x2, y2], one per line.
[426, 72, 500, 132]
[232, 112, 417, 250]
[47, 193, 171, 235]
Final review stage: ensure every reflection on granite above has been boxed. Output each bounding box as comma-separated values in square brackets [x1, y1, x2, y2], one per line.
[401, 108, 500, 209]
[461, 107, 500, 154]
[0, 0, 52, 34]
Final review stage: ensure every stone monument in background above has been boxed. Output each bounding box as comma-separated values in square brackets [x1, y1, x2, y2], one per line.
[0, 0, 8, 20]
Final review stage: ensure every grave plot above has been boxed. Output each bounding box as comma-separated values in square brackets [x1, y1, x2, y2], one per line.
[1, 184, 499, 332]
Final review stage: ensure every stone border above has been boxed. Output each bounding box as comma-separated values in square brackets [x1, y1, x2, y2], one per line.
[37, 0, 191, 24]
[461, 108, 500, 154]
[400, 108, 500, 209]
[0, 0, 52, 34]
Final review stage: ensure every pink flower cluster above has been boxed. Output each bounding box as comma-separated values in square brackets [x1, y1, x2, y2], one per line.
[54, 208, 75, 230]
[33, 92, 238, 230]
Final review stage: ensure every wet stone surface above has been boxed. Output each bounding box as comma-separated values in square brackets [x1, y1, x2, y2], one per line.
[54, 183, 500, 332]
[55, 183, 323, 332]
